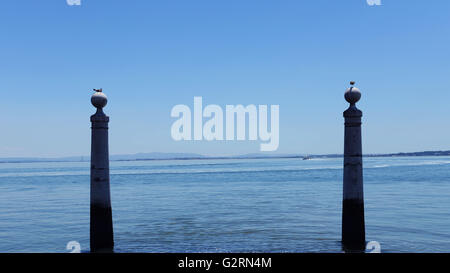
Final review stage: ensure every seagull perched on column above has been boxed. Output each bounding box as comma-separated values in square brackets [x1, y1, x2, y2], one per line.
[93, 88, 103, 93]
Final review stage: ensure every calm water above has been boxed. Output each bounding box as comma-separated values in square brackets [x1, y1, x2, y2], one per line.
[0, 156, 449, 253]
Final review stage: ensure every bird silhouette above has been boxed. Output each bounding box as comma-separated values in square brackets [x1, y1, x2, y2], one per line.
[93, 88, 103, 93]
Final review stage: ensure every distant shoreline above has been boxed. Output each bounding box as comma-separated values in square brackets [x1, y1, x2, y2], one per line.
[1, 150, 450, 163]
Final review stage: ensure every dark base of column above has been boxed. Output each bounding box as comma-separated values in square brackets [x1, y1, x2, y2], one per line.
[90, 204, 114, 252]
[342, 198, 365, 251]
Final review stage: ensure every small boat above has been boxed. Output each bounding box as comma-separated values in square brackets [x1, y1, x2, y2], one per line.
[302, 155, 311, 160]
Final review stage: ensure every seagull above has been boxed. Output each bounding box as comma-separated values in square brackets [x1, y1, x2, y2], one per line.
[93, 88, 103, 93]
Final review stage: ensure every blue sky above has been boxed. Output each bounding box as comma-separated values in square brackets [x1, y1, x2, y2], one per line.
[0, 0, 449, 157]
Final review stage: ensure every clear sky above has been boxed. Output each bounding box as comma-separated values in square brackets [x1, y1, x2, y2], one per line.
[1, 0, 449, 157]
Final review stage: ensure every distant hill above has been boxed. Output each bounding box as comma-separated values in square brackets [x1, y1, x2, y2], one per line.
[1, 150, 450, 163]
[366, 150, 450, 157]
[110, 152, 204, 161]
[0, 156, 86, 163]
[0, 153, 205, 163]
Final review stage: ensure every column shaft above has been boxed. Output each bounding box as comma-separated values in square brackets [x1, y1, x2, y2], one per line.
[342, 105, 365, 250]
[90, 108, 114, 252]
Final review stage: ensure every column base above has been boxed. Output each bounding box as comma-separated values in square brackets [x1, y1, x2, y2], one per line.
[342, 198, 365, 251]
[90, 204, 114, 252]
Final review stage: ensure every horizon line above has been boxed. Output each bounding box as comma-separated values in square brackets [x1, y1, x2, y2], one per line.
[1, 150, 450, 163]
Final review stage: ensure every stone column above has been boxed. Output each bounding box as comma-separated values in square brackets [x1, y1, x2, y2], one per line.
[342, 82, 365, 250]
[90, 89, 114, 252]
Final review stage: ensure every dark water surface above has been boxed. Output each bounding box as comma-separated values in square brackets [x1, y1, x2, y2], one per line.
[0, 156, 449, 253]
